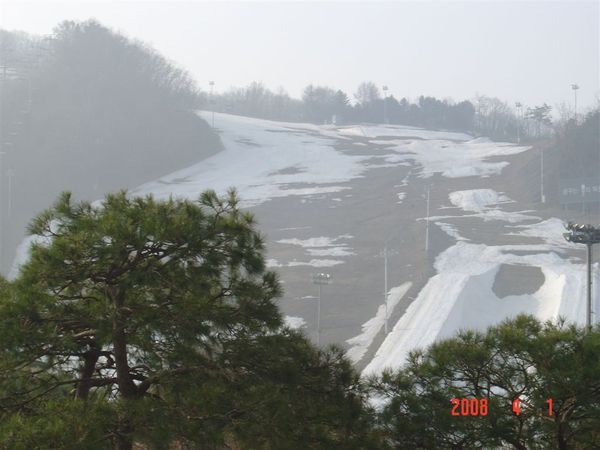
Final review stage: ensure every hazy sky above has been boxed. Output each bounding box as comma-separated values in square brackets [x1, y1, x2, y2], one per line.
[1, 1, 598, 111]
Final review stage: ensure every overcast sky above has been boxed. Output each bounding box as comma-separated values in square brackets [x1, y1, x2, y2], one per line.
[1, 1, 598, 111]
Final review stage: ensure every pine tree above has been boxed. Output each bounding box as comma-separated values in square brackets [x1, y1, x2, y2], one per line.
[0, 190, 377, 449]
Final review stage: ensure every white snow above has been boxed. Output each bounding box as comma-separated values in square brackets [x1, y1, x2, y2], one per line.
[306, 247, 355, 257]
[285, 316, 307, 330]
[435, 222, 467, 241]
[381, 139, 530, 179]
[509, 218, 579, 250]
[133, 112, 370, 207]
[338, 124, 472, 141]
[276, 234, 354, 265]
[449, 189, 511, 212]
[276, 235, 352, 248]
[287, 259, 344, 267]
[346, 282, 413, 364]
[362, 240, 593, 376]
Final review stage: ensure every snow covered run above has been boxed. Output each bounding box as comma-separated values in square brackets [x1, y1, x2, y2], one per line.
[346, 282, 412, 364]
[337, 124, 472, 141]
[133, 112, 370, 207]
[132, 113, 532, 209]
[362, 227, 598, 377]
[380, 137, 530, 179]
[364, 188, 591, 376]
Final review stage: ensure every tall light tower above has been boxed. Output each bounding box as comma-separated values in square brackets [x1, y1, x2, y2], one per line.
[564, 222, 600, 331]
[6, 169, 14, 219]
[312, 272, 332, 345]
[571, 84, 579, 124]
[382, 85, 389, 124]
[425, 185, 431, 253]
[515, 102, 522, 144]
[209, 80, 215, 128]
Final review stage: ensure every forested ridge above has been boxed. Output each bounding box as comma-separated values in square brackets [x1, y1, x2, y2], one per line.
[0, 20, 221, 272]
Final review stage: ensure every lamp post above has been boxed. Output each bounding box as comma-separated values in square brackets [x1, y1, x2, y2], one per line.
[312, 272, 332, 345]
[515, 102, 522, 144]
[6, 169, 14, 219]
[209, 80, 215, 128]
[564, 222, 600, 331]
[571, 84, 579, 124]
[382, 85, 389, 124]
[425, 185, 431, 253]
[381, 234, 402, 335]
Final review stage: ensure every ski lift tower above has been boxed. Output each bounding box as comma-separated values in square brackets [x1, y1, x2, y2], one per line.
[564, 222, 600, 331]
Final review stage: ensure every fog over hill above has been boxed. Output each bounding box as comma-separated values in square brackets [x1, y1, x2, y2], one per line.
[0, 21, 221, 271]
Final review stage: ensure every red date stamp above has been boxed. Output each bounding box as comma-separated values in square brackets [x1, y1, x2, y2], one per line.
[450, 397, 489, 416]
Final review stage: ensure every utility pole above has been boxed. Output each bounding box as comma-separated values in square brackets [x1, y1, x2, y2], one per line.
[6, 169, 14, 219]
[0, 152, 4, 273]
[564, 223, 600, 331]
[515, 102, 522, 144]
[312, 273, 332, 345]
[382, 85, 389, 124]
[541, 147, 545, 204]
[209, 81, 215, 129]
[425, 185, 431, 253]
[571, 84, 579, 124]
[383, 245, 388, 334]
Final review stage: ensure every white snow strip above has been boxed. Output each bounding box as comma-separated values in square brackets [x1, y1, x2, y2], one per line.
[436, 222, 467, 241]
[346, 282, 413, 364]
[338, 124, 472, 141]
[277, 234, 353, 248]
[363, 240, 592, 376]
[381, 139, 531, 179]
[509, 218, 579, 250]
[265, 258, 283, 268]
[287, 259, 344, 267]
[306, 247, 355, 257]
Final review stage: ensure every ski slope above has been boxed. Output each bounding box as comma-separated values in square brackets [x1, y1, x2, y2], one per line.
[9, 112, 596, 377]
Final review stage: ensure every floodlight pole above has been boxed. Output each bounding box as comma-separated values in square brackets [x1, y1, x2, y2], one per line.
[425, 185, 431, 253]
[384, 245, 388, 334]
[564, 223, 600, 331]
[6, 169, 13, 219]
[571, 84, 579, 124]
[317, 283, 321, 345]
[382, 85, 389, 124]
[540, 147, 545, 204]
[587, 243, 592, 330]
[312, 273, 331, 346]
[209, 80, 215, 128]
[515, 102, 522, 144]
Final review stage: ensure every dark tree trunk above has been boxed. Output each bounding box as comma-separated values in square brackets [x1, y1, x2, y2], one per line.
[74, 346, 99, 400]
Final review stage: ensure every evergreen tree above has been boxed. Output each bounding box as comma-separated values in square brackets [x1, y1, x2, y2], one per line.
[0, 190, 377, 449]
[370, 315, 600, 449]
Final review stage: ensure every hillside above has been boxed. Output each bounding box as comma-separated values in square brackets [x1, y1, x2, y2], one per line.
[10, 111, 599, 374]
[0, 22, 222, 272]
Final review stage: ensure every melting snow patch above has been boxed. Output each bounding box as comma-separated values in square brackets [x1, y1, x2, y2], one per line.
[285, 316, 306, 329]
[509, 218, 578, 250]
[288, 259, 344, 267]
[436, 222, 467, 241]
[449, 189, 511, 212]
